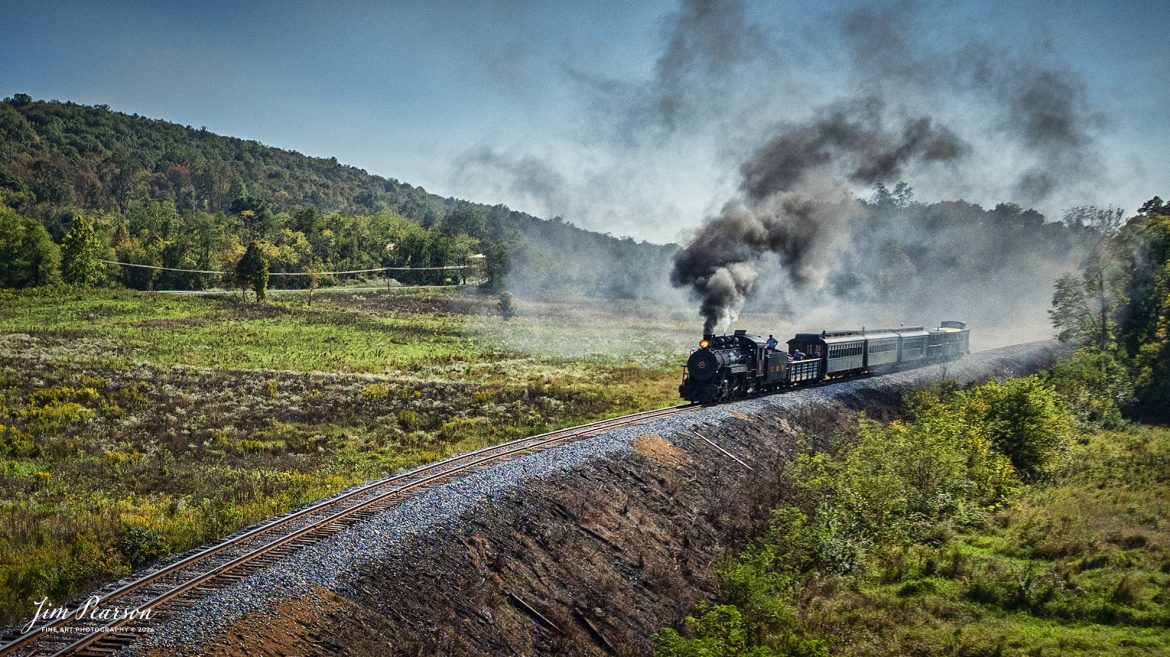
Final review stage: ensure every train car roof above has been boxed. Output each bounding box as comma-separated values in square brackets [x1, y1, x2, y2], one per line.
[790, 323, 966, 345]
[789, 332, 865, 346]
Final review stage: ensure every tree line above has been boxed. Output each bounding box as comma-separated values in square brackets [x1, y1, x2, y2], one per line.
[0, 195, 501, 295]
[1049, 196, 1170, 420]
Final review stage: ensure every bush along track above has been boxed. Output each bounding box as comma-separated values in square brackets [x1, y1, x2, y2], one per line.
[653, 349, 1169, 657]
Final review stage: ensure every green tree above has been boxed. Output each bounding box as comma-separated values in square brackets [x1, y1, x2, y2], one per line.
[60, 214, 106, 286]
[1049, 206, 1125, 348]
[1115, 202, 1170, 419]
[483, 241, 509, 290]
[441, 202, 487, 240]
[231, 194, 277, 240]
[0, 202, 59, 287]
[235, 241, 269, 302]
[126, 200, 181, 241]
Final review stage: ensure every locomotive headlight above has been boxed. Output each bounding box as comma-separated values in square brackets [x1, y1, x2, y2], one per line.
[699, 338, 710, 349]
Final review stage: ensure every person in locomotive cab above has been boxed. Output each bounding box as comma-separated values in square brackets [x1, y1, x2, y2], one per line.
[791, 347, 806, 361]
[765, 335, 778, 351]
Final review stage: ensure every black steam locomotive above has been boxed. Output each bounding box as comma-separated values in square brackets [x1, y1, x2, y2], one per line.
[680, 321, 970, 404]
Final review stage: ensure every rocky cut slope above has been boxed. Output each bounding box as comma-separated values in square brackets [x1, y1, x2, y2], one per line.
[131, 341, 1066, 657]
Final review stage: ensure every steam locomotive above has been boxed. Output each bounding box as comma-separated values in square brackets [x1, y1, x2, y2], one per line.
[680, 321, 970, 404]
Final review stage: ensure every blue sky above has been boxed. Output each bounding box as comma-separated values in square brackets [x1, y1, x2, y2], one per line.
[1, 0, 1166, 243]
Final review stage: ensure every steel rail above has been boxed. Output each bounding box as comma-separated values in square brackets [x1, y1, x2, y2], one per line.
[1, 403, 694, 657]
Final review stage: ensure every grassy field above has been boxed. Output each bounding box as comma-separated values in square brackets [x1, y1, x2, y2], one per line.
[0, 286, 704, 625]
[654, 370, 1170, 657]
[809, 424, 1170, 657]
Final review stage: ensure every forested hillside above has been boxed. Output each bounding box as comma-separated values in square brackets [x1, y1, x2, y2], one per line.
[0, 94, 676, 296]
[0, 94, 1127, 319]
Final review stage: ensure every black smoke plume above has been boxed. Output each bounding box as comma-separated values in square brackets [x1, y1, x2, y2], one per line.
[740, 98, 966, 201]
[671, 99, 968, 333]
[840, 3, 1106, 204]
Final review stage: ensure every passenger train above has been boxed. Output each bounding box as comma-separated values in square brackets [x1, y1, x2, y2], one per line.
[680, 321, 970, 404]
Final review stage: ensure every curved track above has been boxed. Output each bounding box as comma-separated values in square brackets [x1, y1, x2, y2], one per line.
[0, 404, 697, 657]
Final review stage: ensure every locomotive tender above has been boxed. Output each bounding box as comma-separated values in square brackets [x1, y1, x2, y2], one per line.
[680, 321, 970, 404]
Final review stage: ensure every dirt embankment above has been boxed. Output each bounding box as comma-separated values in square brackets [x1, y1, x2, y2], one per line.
[144, 341, 1066, 657]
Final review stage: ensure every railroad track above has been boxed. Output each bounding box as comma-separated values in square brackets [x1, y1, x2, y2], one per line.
[0, 403, 697, 657]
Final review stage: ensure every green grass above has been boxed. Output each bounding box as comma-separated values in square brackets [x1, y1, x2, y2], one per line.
[655, 378, 1170, 657]
[893, 428, 1169, 654]
[0, 286, 700, 624]
[0, 287, 699, 376]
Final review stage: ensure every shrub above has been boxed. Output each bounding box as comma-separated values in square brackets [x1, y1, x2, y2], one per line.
[396, 409, 429, 432]
[653, 604, 777, 657]
[24, 400, 93, 434]
[28, 386, 100, 407]
[1049, 348, 1134, 429]
[436, 416, 491, 443]
[1, 424, 39, 457]
[498, 291, 516, 320]
[361, 383, 391, 400]
[971, 377, 1073, 480]
[114, 522, 169, 568]
[1110, 575, 1141, 606]
[718, 543, 798, 636]
[1053, 346, 1132, 427]
[78, 375, 110, 389]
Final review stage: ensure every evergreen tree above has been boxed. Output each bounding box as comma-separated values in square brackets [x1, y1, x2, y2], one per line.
[60, 214, 106, 286]
[235, 241, 269, 302]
